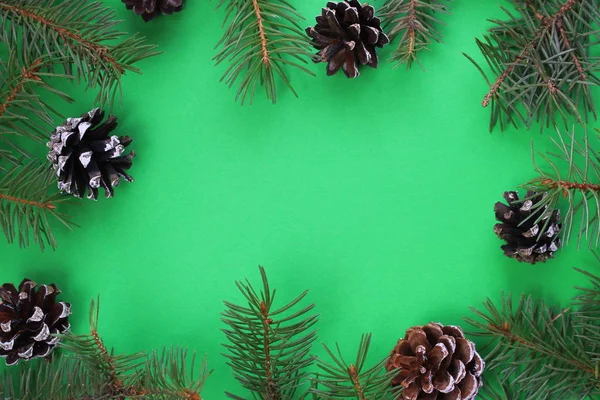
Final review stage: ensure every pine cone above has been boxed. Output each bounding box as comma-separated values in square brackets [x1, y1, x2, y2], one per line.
[306, 1, 389, 78]
[386, 323, 484, 400]
[494, 191, 561, 264]
[0, 279, 71, 366]
[47, 108, 135, 200]
[122, 0, 183, 21]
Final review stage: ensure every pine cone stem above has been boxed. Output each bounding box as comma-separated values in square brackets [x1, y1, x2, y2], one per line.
[0, 59, 43, 117]
[250, 0, 271, 67]
[0, 193, 56, 210]
[348, 364, 367, 400]
[0, 3, 124, 73]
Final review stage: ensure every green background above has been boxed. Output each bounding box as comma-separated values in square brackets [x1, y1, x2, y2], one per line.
[1, 0, 598, 397]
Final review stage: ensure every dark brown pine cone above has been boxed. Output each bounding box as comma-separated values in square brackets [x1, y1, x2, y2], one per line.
[306, 1, 389, 78]
[47, 108, 135, 200]
[122, 0, 183, 21]
[494, 191, 561, 264]
[0, 279, 71, 366]
[386, 323, 484, 400]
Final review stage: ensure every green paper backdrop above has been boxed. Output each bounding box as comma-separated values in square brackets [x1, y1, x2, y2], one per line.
[1, 0, 598, 397]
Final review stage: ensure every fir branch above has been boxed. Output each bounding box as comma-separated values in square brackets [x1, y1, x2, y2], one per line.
[222, 266, 318, 399]
[465, 274, 600, 399]
[0, 160, 72, 250]
[465, 0, 600, 131]
[214, 0, 314, 105]
[0, 0, 158, 106]
[58, 298, 143, 396]
[380, 0, 451, 70]
[139, 348, 211, 400]
[310, 334, 398, 399]
[521, 127, 600, 248]
[1, 299, 210, 400]
[0, 46, 72, 157]
[0, 355, 88, 400]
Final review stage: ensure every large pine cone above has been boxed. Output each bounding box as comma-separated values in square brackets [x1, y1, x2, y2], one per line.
[0, 279, 71, 366]
[494, 191, 561, 264]
[122, 0, 183, 21]
[47, 108, 135, 200]
[386, 323, 484, 400]
[306, 1, 389, 78]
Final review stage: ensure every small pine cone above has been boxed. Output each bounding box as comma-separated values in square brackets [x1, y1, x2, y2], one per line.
[122, 0, 183, 21]
[494, 191, 561, 264]
[306, 1, 389, 78]
[47, 108, 135, 200]
[0, 279, 71, 366]
[386, 323, 484, 400]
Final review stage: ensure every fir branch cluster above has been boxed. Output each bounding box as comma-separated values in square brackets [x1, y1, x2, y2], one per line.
[222, 266, 398, 399]
[466, 267, 600, 399]
[466, 0, 600, 132]
[0, 298, 210, 400]
[0, 0, 156, 251]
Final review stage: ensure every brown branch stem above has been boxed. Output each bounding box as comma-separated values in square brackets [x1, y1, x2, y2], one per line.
[348, 364, 367, 400]
[490, 322, 595, 375]
[482, 0, 582, 107]
[90, 329, 123, 393]
[0, 193, 55, 210]
[0, 3, 124, 74]
[407, 0, 417, 58]
[541, 178, 600, 197]
[260, 301, 278, 399]
[250, 0, 270, 67]
[557, 19, 587, 82]
[0, 59, 42, 118]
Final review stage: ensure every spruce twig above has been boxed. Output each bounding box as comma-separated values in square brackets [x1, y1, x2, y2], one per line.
[310, 333, 398, 399]
[222, 266, 318, 399]
[0, 160, 73, 250]
[465, 0, 600, 131]
[214, 0, 314, 104]
[520, 127, 600, 248]
[380, 0, 451, 70]
[0, 47, 72, 158]
[0, 0, 158, 107]
[466, 269, 600, 399]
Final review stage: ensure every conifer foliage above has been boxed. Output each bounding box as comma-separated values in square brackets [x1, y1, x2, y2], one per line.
[465, 0, 600, 131]
[466, 267, 600, 399]
[0, 0, 156, 250]
[0, 298, 210, 399]
[521, 128, 600, 248]
[222, 266, 318, 399]
[214, 0, 314, 104]
[380, 0, 451, 70]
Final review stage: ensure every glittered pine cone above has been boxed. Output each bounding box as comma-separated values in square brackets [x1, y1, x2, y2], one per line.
[122, 0, 183, 21]
[494, 191, 561, 264]
[47, 108, 135, 200]
[306, 0, 389, 78]
[0, 279, 71, 366]
[386, 323, 484, 400]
